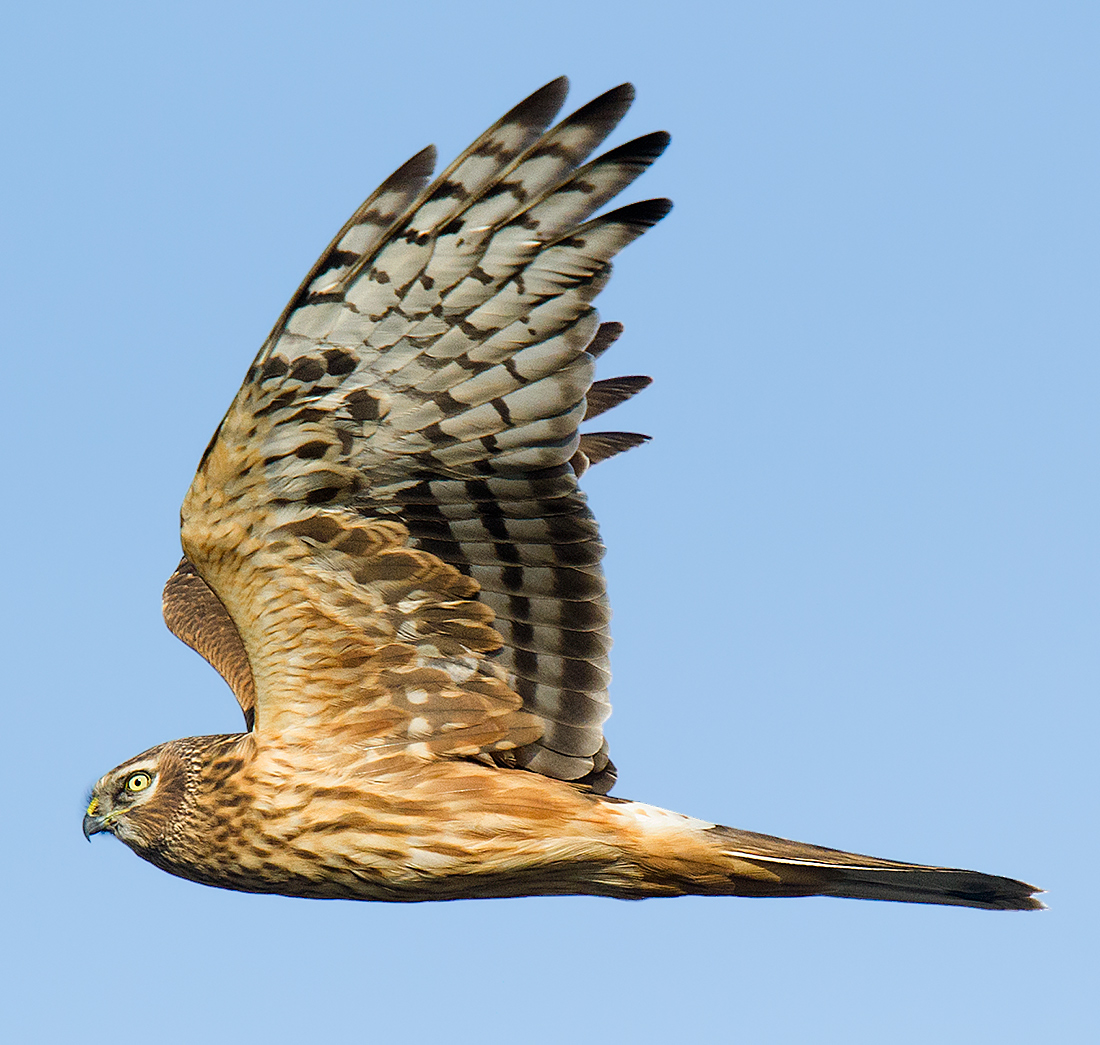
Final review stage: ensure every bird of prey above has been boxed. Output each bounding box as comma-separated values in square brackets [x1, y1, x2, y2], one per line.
[84, 79, 1041, 910]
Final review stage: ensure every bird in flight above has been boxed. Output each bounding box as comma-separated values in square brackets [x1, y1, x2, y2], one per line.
[84, 79, 1041, 910]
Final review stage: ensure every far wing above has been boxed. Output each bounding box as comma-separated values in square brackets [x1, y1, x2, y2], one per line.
[176, 80, 668, 790]
[163, 557, 256, 728]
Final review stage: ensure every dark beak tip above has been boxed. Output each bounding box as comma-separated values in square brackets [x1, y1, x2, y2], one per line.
[83, 814, 101, 841]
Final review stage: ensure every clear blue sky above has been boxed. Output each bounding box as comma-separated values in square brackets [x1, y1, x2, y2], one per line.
[2, 2, 1096, 1041]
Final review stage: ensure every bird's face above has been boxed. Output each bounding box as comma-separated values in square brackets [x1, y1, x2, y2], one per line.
[84, 744, 186, 849]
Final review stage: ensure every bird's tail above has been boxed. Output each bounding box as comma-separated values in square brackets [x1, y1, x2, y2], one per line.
[608, 802, 1043, 909]
[698, 824, 1044, 910]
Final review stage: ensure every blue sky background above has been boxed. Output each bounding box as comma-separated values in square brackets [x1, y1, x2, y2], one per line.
[2, 2, 1096, 1041]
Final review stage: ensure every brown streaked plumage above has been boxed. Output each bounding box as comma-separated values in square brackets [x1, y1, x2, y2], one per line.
[85, 79, 1043, 911]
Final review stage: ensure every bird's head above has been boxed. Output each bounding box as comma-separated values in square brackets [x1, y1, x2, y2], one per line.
[84, 742, 190, 849]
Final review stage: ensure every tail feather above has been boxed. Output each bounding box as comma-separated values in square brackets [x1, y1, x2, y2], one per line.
[709, 826, 1044, 910]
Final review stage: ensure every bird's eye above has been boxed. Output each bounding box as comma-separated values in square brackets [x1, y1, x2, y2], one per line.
[125, 772, 152, 792]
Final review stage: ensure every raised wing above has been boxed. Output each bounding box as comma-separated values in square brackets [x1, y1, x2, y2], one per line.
[173, 79, 669, 791]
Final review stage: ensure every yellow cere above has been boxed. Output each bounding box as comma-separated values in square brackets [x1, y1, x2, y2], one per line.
[86, 797, 100, 816]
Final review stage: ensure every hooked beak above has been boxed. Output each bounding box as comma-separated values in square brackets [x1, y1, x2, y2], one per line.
[83, 798, 108, 841]
[83, 813, 107, 840]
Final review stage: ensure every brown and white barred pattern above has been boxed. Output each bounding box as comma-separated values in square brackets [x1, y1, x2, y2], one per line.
[177, 80, 670, 790]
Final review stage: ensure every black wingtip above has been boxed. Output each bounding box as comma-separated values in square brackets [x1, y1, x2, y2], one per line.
[578, 431, 651, 467]
[603, 82, 637, 107]
[565, 82, 636, 129]
[508, 77, 571, 127]
[601, 130, 672, 166]
[402, 144, 438, 180]
[377, 145, 437, 198]
[605, 197, 674, 228]
[586, 321, 624, 359]
[584, 376, 653, 421]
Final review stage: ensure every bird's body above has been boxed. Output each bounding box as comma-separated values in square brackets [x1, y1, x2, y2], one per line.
[85, 79, 1042, 912]
[109, 734, 722, 903]
[99, 733, 1037, 908]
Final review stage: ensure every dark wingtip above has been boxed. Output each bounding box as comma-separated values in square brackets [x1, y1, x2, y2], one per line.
[578, 431, 651, 467]
[508, 77, 571, 126]
[565, 82, 636, 128]
[403, 144, 438, 179]
[586, 321, 624, 359]
[606, 197, 674, 228]
[584, 375, 653, 421]
[601, 130, 672, 166]
[603, 82, 636, 107]
[375, 145, 437, 197]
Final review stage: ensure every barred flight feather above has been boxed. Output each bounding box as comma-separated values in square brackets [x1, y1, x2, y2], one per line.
[175, 80, 667, 790]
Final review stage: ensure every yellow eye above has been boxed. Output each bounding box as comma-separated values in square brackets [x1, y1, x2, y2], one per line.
[125, 772, 152, 793]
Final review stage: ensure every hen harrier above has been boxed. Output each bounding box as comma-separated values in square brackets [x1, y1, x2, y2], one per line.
[84, 80, 1041, 909]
